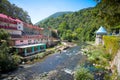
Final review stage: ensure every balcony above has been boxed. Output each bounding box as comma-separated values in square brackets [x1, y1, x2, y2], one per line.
[0, 25, 17, 30]
[22, 35, 47, 39]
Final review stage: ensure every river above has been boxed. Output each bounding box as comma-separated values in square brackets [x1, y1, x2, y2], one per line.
[3, 46, 86, 80]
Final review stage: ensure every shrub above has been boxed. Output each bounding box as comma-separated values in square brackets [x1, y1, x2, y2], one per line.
[74, 67, 94, 80]
[103, 36, 120, 59]
[0, 29, 20, 72]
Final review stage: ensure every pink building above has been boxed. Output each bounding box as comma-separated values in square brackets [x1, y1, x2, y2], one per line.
[0, 13, 48, 56]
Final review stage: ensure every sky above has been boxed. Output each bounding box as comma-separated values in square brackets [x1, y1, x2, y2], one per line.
[9, 0, 97, 24]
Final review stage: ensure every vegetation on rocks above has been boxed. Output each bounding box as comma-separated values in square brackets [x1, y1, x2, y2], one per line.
[82, 41, 120, 80]
[103, 36, 120, 60]
[74, 67, 94, 80]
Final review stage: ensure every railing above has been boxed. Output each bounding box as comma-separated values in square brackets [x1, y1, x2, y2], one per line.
[0, 25, 17, 30]
[22, 35, 48, 39]
[0, 17, 17, 24]
[11, 34, 22, 38]
[23, 22, 43, 30]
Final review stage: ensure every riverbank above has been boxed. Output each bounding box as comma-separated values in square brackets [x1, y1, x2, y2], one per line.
[1, 45, 86, 80]
[80, 41, 119, 80]
[21, 41, 77, 64]
[0, 41, 77, 79]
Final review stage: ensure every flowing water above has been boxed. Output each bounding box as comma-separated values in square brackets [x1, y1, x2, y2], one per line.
[4, 46, 87, 80]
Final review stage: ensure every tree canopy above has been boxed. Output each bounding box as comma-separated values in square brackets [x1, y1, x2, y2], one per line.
[0, 0, 32, 24]
[0, 29, 20, 72]
[37, 0, 120, 41]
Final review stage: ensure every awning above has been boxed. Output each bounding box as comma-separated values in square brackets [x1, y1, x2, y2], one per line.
[13, 43, 46, 48]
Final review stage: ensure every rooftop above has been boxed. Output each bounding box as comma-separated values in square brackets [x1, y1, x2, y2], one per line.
[13, 43, 46, 48]
[96, 26, 107, 34]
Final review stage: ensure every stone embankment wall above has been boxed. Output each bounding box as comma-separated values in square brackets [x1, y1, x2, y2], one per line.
[112, 50, 120, 75]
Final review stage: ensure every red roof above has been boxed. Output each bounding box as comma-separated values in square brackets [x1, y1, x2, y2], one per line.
[0, 14, 8, 19]
[15, 19, 22, 22]
[23, 23, 44, 30]
[0, 13, 22, 23]
[0, 13, 44, 30]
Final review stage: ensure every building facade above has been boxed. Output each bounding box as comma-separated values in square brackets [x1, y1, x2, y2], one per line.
[0, 13, 49, 56]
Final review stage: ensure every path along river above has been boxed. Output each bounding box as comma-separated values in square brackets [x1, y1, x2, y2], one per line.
[4, 46, 86, 80]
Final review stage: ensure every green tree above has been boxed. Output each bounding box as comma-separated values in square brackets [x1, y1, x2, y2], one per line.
[51, 30, 58, 38]
[0, 29, 20, 72]
[61, 30, 73, 41]
[37, 0, 120, 41]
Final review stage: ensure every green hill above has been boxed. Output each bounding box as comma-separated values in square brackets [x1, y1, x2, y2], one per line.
[48, 11, 73, 18]
[35, 11, 72, 25]
[37, 0, 120, 41]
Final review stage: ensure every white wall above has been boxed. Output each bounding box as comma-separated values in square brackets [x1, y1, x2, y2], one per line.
[17, 22, 23, 31]
[7, 29, 22, 35]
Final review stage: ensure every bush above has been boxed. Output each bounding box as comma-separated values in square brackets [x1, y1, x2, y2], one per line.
[103, 36, 120, 59]
[74, 67, 94, 80]
[0, 29, 21, 72]
[0, 54, 21, 72]
[12, 54, 21, 65]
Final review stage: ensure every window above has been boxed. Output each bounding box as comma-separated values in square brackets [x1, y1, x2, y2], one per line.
[19, 26, 21, 29]
[20, 40, 23, 42]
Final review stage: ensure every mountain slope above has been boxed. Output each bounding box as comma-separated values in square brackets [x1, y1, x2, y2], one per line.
[37, 7, 101, 41]
[35, 11, 72, 25]
[36, 0, 120, 41]
[48, 11, 73, 18]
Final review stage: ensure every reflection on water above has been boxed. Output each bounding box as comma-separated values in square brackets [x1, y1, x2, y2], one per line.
[6, 46, 86, 80]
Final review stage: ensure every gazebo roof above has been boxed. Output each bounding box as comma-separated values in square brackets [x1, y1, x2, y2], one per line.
[96, 26, 107, 34]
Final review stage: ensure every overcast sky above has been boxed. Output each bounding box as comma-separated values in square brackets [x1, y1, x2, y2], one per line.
[9, 0, 97, 24]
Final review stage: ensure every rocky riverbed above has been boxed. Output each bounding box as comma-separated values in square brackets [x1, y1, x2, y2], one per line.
[2, 46, 86, 80]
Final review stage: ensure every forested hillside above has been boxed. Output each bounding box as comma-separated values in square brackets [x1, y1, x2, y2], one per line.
[37, 0, 120, 41]
[0, 0, 31, 23]
[35, 11, 72, 25]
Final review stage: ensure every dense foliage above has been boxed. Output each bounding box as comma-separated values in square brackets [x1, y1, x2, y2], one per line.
[0, 29, 20, 72]
[82, 42, 119, 80]
[35, 11, 72, 25]
[37, 0, 120, 41]
[103, 36, 120, 59]
[0, 0, 32, 23]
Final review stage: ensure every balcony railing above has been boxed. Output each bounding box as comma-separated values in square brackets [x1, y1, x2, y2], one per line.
[23, 23, 43, 30]
[0, 17, 17, 24]
[22, 35, 47, 39]
[0, 25, 17, 30]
